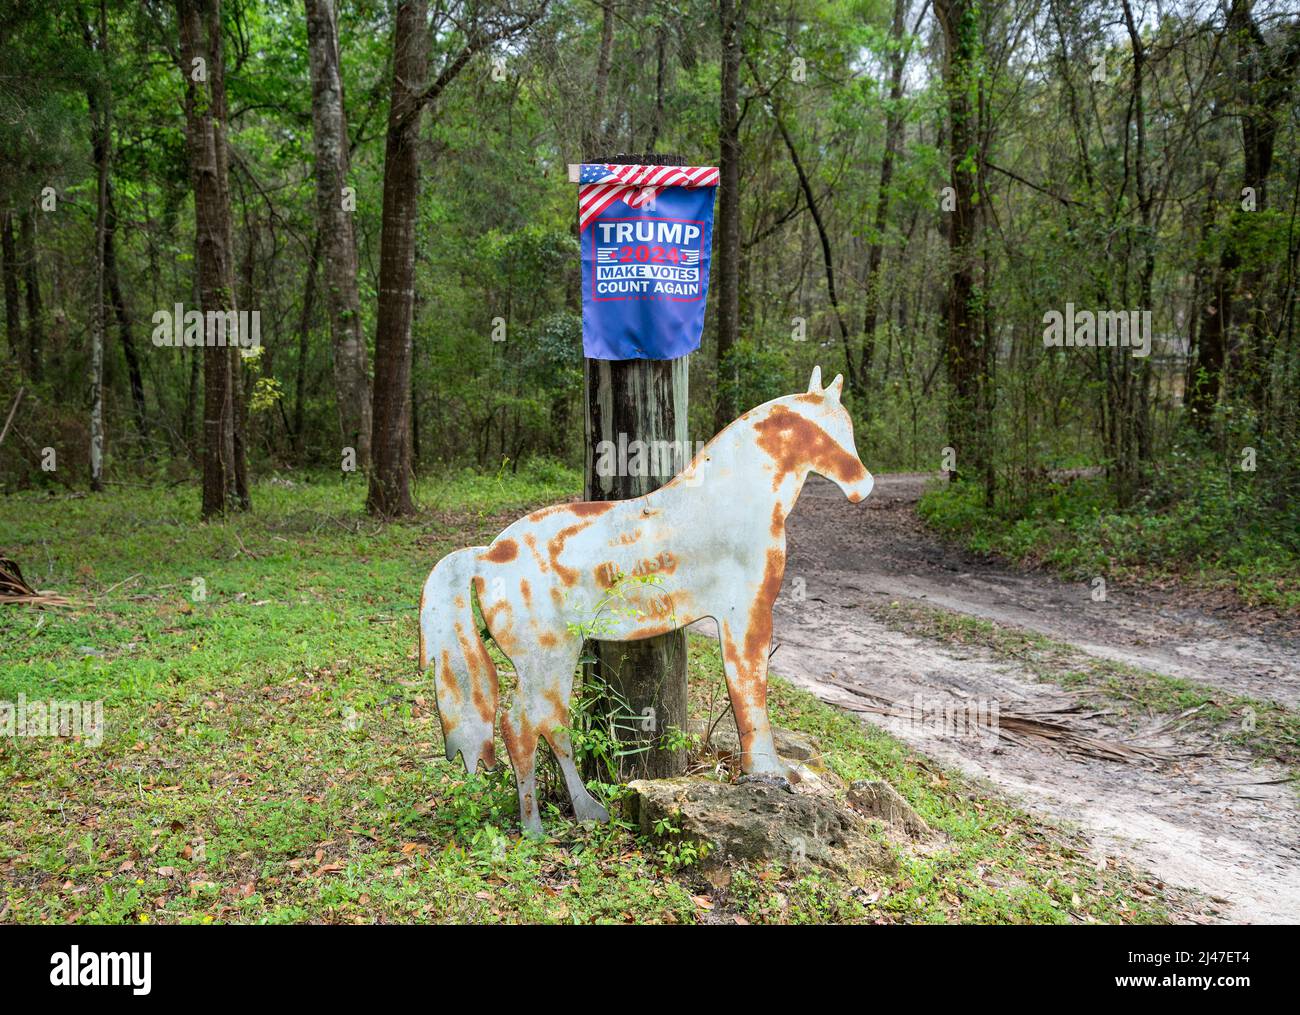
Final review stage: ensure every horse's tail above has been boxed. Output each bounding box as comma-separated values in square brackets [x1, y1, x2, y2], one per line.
[419, 547, 498, 773]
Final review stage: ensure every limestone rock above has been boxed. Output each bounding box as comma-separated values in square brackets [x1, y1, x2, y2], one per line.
[626, 776, 895, 875]
[847, 779, 931, 838]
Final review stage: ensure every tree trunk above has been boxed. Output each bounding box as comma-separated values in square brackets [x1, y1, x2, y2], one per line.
[19, 208, 43, 383]
[178, 0, 248, 518]
[935, 0, 985, 486]
[585, 1, 615, 154]
[647, 23, 666, 152]
[294, 234, 322, 457]
[583, 356, 690, 781]
[105, 184, 147, 440]
[365, 1, 545, 516]
[305, 0, 371, 469]
[715, 0, 745, 431]
[1, 211, 20, 365]
[1187, 165, 1226, 428]
[86, 2, 111, 493]
[366, 0, 428, 518]
[1115, 0, 1155, 505]
[859, 0, 910, 404]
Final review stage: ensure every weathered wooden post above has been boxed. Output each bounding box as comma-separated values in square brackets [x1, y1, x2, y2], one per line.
[581, 152, 690, 781]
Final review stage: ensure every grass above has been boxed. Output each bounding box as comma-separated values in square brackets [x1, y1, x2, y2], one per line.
[0, 469, 1201, 924]
[917, 468, 1300, 610]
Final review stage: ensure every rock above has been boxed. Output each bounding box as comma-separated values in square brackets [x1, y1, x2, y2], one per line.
[689, 715, 821, 764]
[847, 779, 931, 838]
[787, 763, 844, 797]
[626, 776, 895, 876]
[736, 773, 794, 792]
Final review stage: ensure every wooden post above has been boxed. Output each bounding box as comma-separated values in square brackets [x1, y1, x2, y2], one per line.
[583, 152, 690, 781]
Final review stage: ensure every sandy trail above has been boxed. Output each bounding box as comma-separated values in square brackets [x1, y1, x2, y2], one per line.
[769, 473, 1300, 924]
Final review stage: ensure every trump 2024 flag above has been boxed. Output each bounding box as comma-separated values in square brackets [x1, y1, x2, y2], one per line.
[576, 163, 719, 360]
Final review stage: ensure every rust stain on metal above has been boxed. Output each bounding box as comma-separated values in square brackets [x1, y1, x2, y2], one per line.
[594, 550, 676, 590]
[419, 367, 873, 835]
[482, 539, 519, 563]
[755, 404, 870, 494]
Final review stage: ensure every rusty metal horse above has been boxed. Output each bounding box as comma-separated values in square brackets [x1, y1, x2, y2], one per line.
[419, 366, 874, 835]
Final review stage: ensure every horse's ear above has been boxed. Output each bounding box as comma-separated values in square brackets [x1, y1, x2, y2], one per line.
[807, 365, 823, 393]
[827, 373, 844, 400]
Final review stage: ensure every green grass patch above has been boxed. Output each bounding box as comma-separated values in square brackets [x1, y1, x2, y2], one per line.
[917, 468, 1300, 610]
[0, 473, 1196, 923]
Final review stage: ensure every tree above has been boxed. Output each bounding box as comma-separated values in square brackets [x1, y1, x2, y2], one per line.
[1190, 0, 1300, 426]
[84, 0, 111, 492]
[714, 0, 746, 431]
[2, 211, 20, 366]
[105, 183, 147, 440]
[366, 0, 428, 517]
[584, 0, 615, 154]
[859, 0, 913, 404]
[367, 0, 548, 517]
[772, 106, 856, 395]
[19, 208, 43, 383]
[305, 0, 371, 470]
[177, 0, 249, 517]
[935, 0, 990, 494]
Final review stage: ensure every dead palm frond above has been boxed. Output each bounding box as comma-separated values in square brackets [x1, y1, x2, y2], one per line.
[0, 557, 72, 608]
[821, 675, 1191, 765]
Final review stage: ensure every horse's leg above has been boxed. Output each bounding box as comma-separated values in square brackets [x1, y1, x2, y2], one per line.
[544, 725, 610, 823]
[501, 697, 543, 838]
[719, 619, 797, 782]
[521, 639, 610, 824]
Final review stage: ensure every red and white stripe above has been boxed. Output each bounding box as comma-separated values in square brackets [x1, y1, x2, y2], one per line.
[578, 164, 720, 232]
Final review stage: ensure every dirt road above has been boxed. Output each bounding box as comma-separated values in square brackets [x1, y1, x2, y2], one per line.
[769, 473, 1300, 924]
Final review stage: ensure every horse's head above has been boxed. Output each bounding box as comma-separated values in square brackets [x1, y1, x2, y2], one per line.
[755, 366, 874, 503]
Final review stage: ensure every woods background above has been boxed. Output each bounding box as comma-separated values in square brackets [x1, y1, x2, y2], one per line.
[2, 0, 1298, 602]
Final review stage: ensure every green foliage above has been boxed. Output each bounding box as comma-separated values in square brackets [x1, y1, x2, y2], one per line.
[918, 426, 1300, 607]
[1, 0, 1294, 573]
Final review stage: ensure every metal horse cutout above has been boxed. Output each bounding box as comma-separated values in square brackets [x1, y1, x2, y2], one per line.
[419, 366, 874, 835]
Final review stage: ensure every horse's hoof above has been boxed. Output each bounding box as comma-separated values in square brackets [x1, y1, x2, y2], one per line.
[574, 799, 610, 823]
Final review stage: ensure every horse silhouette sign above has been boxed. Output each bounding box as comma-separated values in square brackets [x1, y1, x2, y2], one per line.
[418, 366, 874, 835]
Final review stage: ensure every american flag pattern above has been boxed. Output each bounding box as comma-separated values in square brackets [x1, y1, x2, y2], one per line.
[578, 163, 720, 232]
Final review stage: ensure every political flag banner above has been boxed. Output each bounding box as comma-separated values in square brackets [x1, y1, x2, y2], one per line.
[576, 163, 719, 360]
